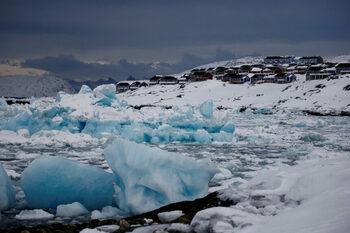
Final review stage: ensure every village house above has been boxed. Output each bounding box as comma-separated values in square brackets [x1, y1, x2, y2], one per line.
[149, 75, 163, 85]
[191, 71, 213, 82]
[295, 65, 308, 74]
[335, 63, 350, 74]
[306, 65, 330, 80]
[237, 65, 252, 75]
[250, 67, 263, 74]
[178, 75, 191, 84]
[227, 73, 249, 84]
[159, 76, 178, 85]
[249, 74, 265, 84]
[274, 73, 296, 83]
[298, 56, 323, 64]
[129, 81, 148, 90]
[264, 56, 295, 64]
[116, 81, 132, 93]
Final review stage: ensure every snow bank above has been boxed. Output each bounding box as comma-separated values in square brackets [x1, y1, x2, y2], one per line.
[0, 161, 15, 211]
[104, 138, 216, 214]
[192, 157, 350, 233]
[21, 156, 114, 210]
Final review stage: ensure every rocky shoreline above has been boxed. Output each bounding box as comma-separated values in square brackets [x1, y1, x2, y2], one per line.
[2, 192, 235, 233]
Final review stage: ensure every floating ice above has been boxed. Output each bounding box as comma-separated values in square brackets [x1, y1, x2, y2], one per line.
[0, 161, 15, 211]
[158, 210, 184, 222]
[21, 156, 114, 210]
[199, 100, 213, 118]
[15, 209, 54, 220]
[56, 202, 89, 217]
[0, 86, 234, 144]
[104, 138, 216, 214]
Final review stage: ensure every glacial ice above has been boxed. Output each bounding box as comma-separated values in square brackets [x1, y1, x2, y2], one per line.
[0, 161, 15, 211]
[199, 100, 213, 118]
[21, 156, 114, 210]
[104, 138, 216, 214]
[0, 85, 234, 144]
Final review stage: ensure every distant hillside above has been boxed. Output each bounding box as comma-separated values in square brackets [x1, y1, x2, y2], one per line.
[0, 75, 75, 98]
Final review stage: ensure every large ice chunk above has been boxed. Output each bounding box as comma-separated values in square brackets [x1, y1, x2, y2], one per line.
[0, 161, 15, 211]
[21, 156, 114, 210]
[199, 100, 213, 118]
[93, 84, 116, 99]
[104, 138, 216, 214]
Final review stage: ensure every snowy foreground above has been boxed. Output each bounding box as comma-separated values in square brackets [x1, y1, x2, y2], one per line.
[0, 75, 350, 232]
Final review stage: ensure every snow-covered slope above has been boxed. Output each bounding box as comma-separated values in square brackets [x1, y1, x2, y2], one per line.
[325, 54, 350, 63]
[0, 75, 75, 97]
[175, 56, 264, 77]
[118, 75, 350, 113]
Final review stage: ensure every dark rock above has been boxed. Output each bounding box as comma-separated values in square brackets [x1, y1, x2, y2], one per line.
[2, 192, 235, 233]
[315, 84, 326, 89]
[343, 85, 350, 91]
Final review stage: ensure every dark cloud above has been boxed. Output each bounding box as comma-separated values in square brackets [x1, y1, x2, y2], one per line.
[21, 51, 238, 81]
[1, 0, 350, 71]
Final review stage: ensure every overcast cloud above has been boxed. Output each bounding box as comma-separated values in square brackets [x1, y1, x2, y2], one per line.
[1, 0, 349, 80]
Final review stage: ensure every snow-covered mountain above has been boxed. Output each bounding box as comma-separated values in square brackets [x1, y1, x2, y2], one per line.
[0, 75, 75, 98]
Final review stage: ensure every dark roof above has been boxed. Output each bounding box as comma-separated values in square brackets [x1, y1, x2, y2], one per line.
[117, 82, 130, 86]
[265, 56, 293, 59]
[299, 56, 322, 59]
[160, 76, 177, 80]
[223, 73, 242, 78]
[193, 71, 207, 75]
[215, 66, 228, 71]
[150, 75, 163, 81]
[307, 66, 323, 71]
[274, 72, 287, 77]
[336, 63, 350, 68]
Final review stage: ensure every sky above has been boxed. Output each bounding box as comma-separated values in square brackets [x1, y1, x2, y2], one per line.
[0, 0, 349, 81]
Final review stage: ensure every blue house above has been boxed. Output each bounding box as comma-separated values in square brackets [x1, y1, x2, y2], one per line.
[274, 73, 296, 83]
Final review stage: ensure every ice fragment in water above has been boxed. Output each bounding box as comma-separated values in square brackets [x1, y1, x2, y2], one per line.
[21, 156, 114, 210]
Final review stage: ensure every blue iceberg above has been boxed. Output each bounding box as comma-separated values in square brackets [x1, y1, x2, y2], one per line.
[0, 162, 15, 211]
[199, 100, 214, 118]
[21, 156, 114, 210]
[104, 138, 216, 214]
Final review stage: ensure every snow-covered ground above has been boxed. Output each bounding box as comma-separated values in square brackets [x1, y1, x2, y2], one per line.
[119, 74, 350, 113]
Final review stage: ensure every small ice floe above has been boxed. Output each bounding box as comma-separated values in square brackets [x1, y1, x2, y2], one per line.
[15, 209, 54, 220]
[157, 210, 184, 222]
[56, 202, 89, 217]
[90, 206, 124, 220]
